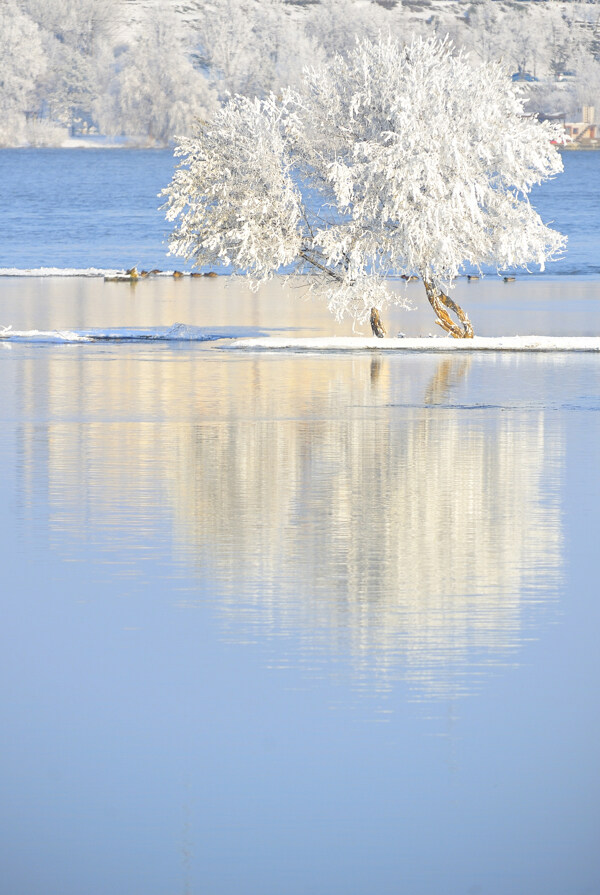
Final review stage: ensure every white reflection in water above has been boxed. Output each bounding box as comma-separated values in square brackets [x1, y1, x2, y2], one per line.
[174, 358, 563, 698]
[16, 350, 563, 699]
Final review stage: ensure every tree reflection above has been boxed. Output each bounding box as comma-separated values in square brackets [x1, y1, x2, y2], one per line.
[17, 350, 563, 698]
[169, 353, 563, 698]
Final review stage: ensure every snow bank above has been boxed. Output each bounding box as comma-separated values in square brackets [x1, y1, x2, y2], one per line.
[0, 268, 189, 278]
[0, 324, 262, 343]
[0, 268, 118, 278]
[0, 326, 92, 343]
[227, 336, 600, 352]
[3, 328, 599, 351]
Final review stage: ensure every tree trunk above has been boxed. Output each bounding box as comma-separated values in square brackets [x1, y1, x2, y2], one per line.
[370, 307, 386, 338]
[423, 281, 474, 339]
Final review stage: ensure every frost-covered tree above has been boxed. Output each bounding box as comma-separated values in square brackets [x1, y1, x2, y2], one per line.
[456, 1, 514, 66]
[163, 36, 566, 338]
[97, 6, 215, 145]
[0, 0, 46, 146]
[23, 0, 118, 130]
[303, 0, 393, 60]
[191, 0, 315, 100]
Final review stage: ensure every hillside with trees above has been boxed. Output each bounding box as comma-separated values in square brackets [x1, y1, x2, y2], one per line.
[1, 0, 599, 147]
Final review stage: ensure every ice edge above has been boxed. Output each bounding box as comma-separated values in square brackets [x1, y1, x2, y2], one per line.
[225, 336, 600, 352]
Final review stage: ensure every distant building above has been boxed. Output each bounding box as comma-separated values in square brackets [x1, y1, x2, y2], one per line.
[564, 106, 598, 145]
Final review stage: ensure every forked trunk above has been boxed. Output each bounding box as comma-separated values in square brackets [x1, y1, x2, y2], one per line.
[423, 281, 474, 339]
[370, 307, 386, 338]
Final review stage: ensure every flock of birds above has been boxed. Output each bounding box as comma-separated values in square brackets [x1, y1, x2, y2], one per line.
[104, 266, 220, 281]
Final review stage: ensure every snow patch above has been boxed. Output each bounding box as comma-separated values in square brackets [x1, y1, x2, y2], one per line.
[226, 336, 600, 352]
[0, 268, 186, 278]
[0, 268, 118, 278]
[0, 324, 264, 343]
[0, 325, 92, 343]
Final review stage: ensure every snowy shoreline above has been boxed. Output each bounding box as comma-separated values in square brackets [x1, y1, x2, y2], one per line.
[227, 336, 600, 352]
[2, 326, 599, 350]
[1, 321, 599, 351]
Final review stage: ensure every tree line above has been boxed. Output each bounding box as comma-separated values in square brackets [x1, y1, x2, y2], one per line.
[1, 0, 599, 147]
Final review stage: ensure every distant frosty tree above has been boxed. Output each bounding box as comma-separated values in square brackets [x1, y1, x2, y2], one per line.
[163, 36, 566, 336]
[23, 0, 118, 130]
[574, 56, 600, 114]
[192, 0, 312, 100]
[303, 0, 392, 60]
[450, 0, 510, 66]
[0, 1, 46, 146]
[97, 7, 215, 145]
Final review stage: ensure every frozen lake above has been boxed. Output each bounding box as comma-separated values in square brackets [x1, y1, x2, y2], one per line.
[1, 271, 600, 894]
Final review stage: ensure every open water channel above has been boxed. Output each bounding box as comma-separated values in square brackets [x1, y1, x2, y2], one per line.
[0, 150, 599, 894]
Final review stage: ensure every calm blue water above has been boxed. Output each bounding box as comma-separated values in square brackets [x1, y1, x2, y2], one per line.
[0, 149, 178, 271]
[0, 148, 598, 275]
[1, 326, 600, 894]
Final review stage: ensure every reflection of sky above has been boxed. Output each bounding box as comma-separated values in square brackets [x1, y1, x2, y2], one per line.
[2, 306, 600, 894]
[11, 343, 565, 700]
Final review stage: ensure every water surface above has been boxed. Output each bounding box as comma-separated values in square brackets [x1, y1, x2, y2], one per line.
[1, 148, 599, 277]
[1, 278, 599, 894]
